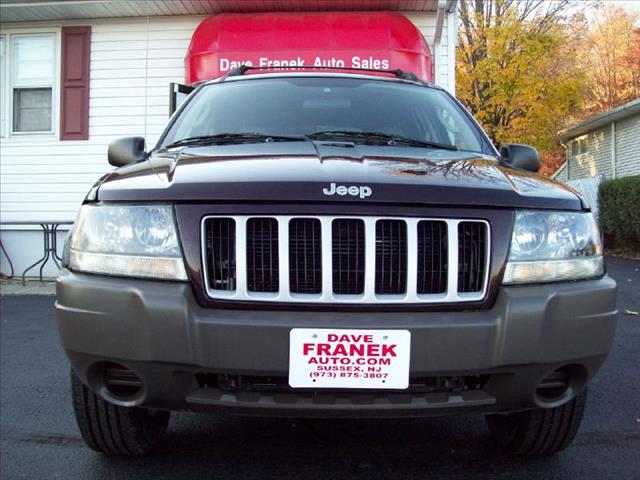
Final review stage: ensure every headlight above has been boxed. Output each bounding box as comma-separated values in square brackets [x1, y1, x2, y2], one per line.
[69, 204, 187, 280]
[503, 210, 603, 284]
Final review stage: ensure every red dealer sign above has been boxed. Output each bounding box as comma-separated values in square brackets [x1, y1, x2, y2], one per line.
[185, 12, 433, 83]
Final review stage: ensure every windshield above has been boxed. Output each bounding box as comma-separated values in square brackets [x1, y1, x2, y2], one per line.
[160, 77, 489, 153]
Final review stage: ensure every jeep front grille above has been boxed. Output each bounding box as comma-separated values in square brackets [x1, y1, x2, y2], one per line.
[246, 217, 279, 292]
[375, 219, 407, 295]
[458, 221, 487, 293]
[289, 218, 322, 294]
[332, 219, 365, 295]
[202, 216, 490, 304]
[417, 220, 448, 294]
[204, 217, 236, 291]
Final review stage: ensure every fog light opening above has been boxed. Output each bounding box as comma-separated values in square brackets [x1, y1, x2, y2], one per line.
[95, 362, 144, 401]
[536, 368, 570, 401]
[535, 365, 587, 406]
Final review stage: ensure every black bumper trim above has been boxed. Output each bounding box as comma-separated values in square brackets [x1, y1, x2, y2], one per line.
[185, 388, 496, 417]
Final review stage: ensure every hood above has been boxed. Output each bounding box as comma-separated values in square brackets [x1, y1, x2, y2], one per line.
[95, 142, 583, 210]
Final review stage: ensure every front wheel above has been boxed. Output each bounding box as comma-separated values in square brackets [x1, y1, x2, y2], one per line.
[70, 368, 170, 455]
[486, 388, 587, 456]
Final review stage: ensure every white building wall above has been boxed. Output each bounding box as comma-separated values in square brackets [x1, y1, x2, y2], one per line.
[615, 114, 640, 178]
[566, 127, 612, 181]
[0, 12, 451, 277]
[1, 16, 203, 277]
[563, 113, 640, 183]
[1, 16, 202, 222]
[404, 11, 454, 93]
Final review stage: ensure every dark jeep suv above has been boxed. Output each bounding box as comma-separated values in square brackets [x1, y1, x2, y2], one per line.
[56, 70, 617, 456]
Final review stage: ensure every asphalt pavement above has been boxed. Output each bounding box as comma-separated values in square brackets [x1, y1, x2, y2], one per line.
[1, 256, 639, 479]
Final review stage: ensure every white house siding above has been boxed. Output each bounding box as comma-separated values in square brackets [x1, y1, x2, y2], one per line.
[566, 127, 612, 181]
[403, 11, 453, 94]
[0, 16, 203, 277]
[561, 113, 640, 183]
[615, 115, 640, 178]
[0, 12, 451, 277]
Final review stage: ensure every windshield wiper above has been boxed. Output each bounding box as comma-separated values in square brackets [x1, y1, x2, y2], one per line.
[166, 130, 458, 151]
[165, 133, 307, 149]
[307, 130, 457, 151]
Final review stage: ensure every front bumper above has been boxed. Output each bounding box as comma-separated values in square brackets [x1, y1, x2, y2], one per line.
[56, 269, 617, 418]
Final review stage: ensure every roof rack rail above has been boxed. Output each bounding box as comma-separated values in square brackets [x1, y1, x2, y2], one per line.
[226, 65, 422, 82]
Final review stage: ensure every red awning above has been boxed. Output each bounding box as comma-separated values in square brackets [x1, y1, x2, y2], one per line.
[185, 12, 432, 83]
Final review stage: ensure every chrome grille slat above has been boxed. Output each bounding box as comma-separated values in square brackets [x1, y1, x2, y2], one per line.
[201, 216, 490, 304]
[277, 216, 290, 300]
[445, 219, 459, 301]
[405, 218, 419, 302]
[235, 217, 248, 297]
[319, 217, 333, 301]
[363, 217, 377, 302]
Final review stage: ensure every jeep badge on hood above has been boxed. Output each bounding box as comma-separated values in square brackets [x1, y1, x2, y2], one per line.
[323, 183, 373, 199]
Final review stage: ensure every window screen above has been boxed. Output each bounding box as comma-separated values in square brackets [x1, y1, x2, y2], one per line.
[11, 34, 54, 133]
[13, 88, 52, 132]
[571, 141, 579, 156]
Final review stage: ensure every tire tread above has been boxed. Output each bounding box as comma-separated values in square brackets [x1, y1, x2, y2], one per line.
[70, 368, 169, 456]
[487, 388, 587, 456]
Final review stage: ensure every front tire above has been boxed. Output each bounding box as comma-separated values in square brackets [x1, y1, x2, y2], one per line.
[70, 368, 170, 455]
[486, 388, 587, 456]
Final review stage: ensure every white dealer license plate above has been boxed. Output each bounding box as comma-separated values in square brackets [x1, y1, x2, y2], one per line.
[288, 329, 411, 389]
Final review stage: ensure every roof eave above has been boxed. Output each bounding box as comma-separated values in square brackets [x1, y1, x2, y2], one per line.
[558, 98, 640, 140]
[0, 0, 456, 23]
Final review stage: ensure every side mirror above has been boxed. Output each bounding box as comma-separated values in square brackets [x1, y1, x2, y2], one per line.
[108, 137, 146, 167]
[500, 144, 540, 173]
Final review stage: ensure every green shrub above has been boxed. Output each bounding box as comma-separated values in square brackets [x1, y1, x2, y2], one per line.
[599, 175, 640, 252]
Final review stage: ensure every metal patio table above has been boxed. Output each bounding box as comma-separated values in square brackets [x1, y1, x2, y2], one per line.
[0, 221, 74, 285]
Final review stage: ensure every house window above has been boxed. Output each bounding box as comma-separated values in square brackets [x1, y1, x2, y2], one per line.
[571, 140, 579, 156]
[11, 33, 55, 133]
[579, 138, 589, 154]
[571, 138, 588, 156]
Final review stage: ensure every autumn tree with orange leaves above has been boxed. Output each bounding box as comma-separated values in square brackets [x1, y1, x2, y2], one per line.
[456, 1, 583, 155]
[578, 5, 640, 116]
[456, 1, 640, 176]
